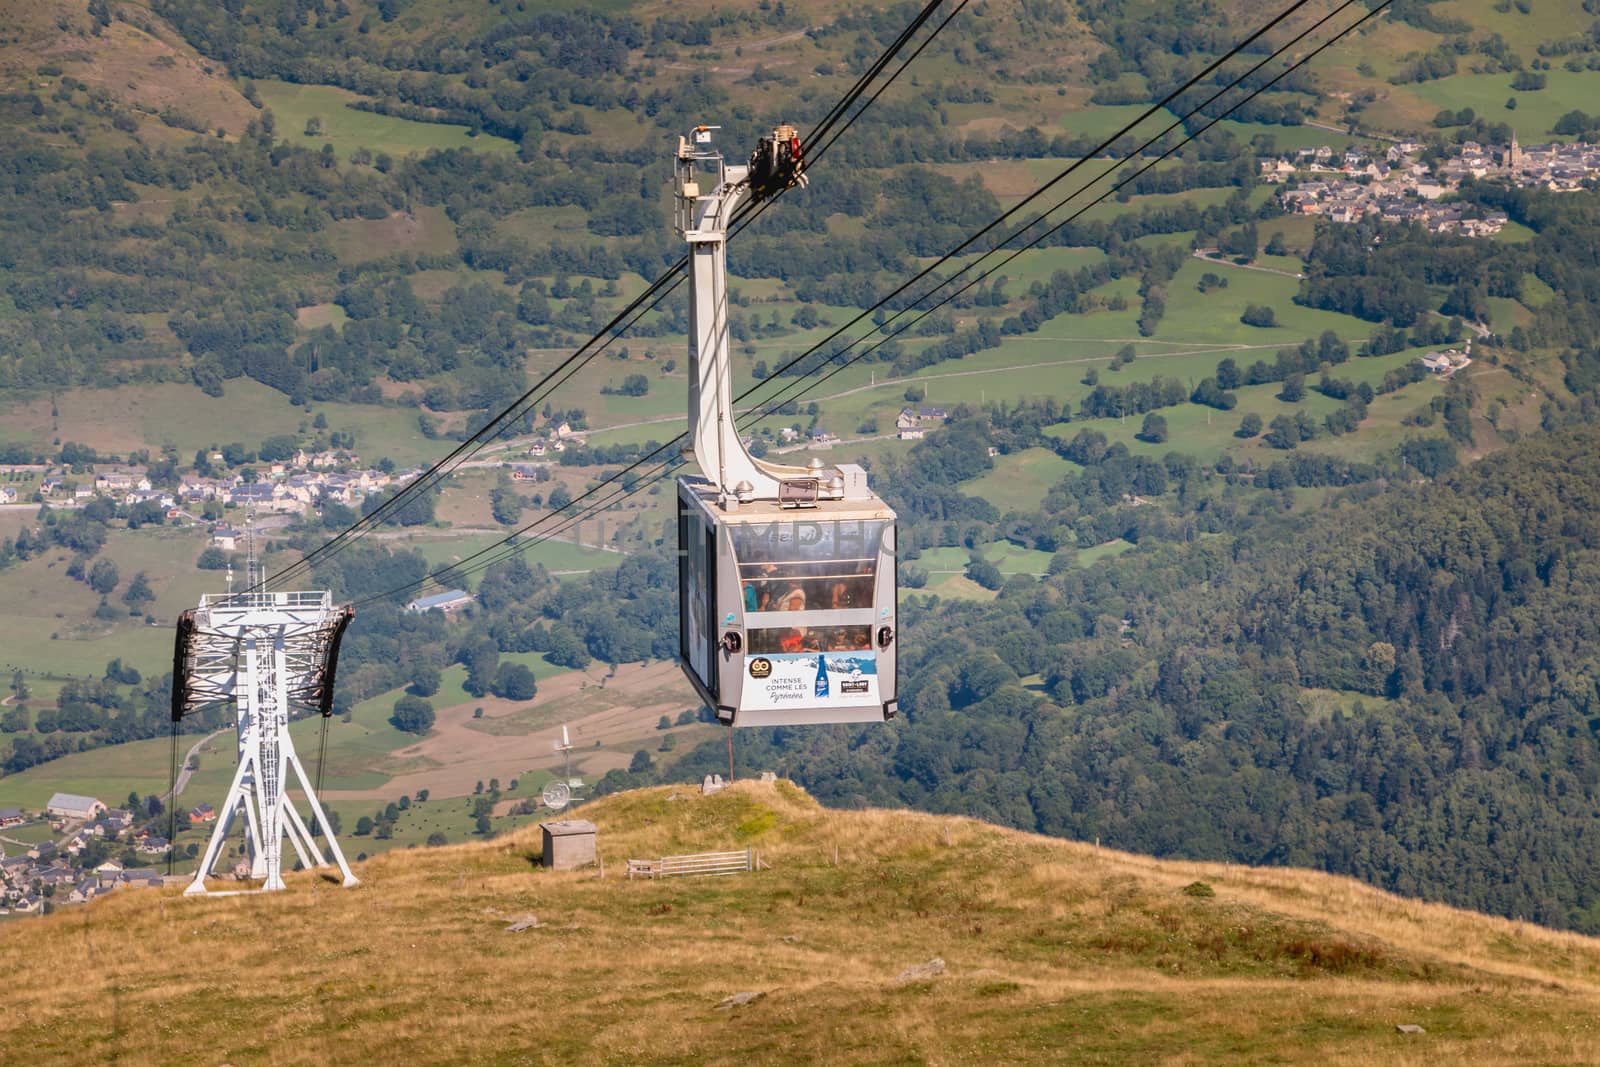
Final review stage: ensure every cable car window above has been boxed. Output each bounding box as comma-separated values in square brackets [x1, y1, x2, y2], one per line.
[749, 625, 873, 654]
[679, 506, 716, 695]
[730, 520, 886, 614]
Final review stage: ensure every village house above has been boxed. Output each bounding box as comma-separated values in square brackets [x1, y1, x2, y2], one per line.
[190, 803, 216, 823]
[179, 477, 226, 501]
[1258, 159, 1296, 182]
[0, 486, 17, 504]
[1420, 349, 1472, 374]
[119, 869, 165, 889]
[93, 469, 152, 495]
[36, 863, 78, 888]
[0, 807, 26, 828]
[229, 482, 306, 514]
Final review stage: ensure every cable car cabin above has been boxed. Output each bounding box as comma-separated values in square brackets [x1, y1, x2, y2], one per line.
[678, 471, 898, 728]
[671, 125, 894, 727]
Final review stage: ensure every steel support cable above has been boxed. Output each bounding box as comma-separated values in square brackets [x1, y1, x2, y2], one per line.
[348, 0, 1379, 607]
[314, 715, 331, 811]
[263, 5, 957, 591]
[167, 720, 179, 877]
[744, 0, 1383, 419]
[260, 258, 691, 590]
[803, 0, 973, 170]
[700, 0, 1333, 419]
[805, 0, 952, 147]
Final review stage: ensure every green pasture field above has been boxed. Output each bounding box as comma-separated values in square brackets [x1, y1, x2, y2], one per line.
[252, 79, 517, 161]
[916, 541, 1055, 578]
[305, 684, 442, 793]
[1435, 0, 1594, 63]
[1409, 70, 1600, 140]
[1207, 120, 1357, 154]
[1298, 686, 1405, 724]
[1521, 274, 1556, 307]
[964, 448, 1078, 514]
[406, 267, 509, 302]
[0, 540, 177, 682]
[1258, 215, 1321, 255]
[324, 789, 551, 863]
[1486, 296, 1532, 332]
[912, 537, 1121, 597]
[1060, 104, 1180, 140]
[419, 656, 571, 717]
[1075, 185, 1239, 226]
[1157, 257, 1376, 344]
[1051, 347, 1447, 464]
[1075, 539, 1135, 567]
[953, 245, 1108, 291]
[1251, 253, 1307, 276]
[917, 572, 996, 600]
[294, 303, 349, 332]
[0, 380, 438, 468]
[0, 523, 309, 683]
[0, 820, 57, 844]
[0, 654, 571, 816]
[0, 731, 236, 812]
[496, 203, 593, 242]
[1494, 220, 1536, 244]
[322, 204, 459, 264]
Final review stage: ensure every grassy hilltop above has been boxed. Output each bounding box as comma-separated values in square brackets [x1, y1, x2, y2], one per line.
[4, 779, 1599, 1065]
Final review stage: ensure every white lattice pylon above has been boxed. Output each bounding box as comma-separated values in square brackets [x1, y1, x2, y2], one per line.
[182, 591, 358, 896]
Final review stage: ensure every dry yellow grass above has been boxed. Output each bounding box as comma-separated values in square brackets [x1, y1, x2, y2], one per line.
[5, 781, 1599, 1065]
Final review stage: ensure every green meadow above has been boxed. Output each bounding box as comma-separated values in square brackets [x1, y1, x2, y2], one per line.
[1409, 70, 1600, 140]
[253, 79, 517, 161]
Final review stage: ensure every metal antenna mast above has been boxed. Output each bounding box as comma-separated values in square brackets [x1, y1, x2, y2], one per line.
[173, 573, 358, 896]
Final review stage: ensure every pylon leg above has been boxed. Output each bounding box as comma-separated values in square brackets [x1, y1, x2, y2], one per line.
[186, 747, 258, 896]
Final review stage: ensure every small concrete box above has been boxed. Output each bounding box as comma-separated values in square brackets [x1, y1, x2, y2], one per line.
[540, 819, 597, 870]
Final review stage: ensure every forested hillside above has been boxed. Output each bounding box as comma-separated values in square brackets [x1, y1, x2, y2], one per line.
[623, 426, 1600, 933]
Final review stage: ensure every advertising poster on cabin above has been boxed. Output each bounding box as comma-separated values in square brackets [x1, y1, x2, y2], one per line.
[744, 651, 878, 710]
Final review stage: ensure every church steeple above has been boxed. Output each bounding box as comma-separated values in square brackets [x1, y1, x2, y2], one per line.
[1508, 128, 1522, 170]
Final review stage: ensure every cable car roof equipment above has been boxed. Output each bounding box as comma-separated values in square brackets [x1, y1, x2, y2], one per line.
[674, 126, 898, 729]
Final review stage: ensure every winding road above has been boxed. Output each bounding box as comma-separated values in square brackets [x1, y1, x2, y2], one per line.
[161, 728, 229, 803]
